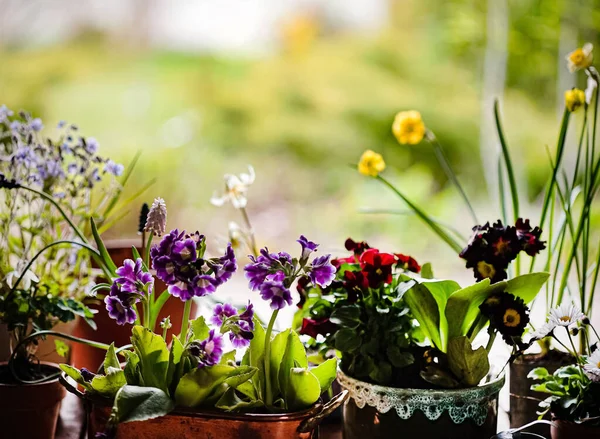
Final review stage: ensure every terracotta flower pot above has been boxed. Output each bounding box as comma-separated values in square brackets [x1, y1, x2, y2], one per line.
[60, 373, 348, 439]
[0, 361, 66, 439]
[509, 351, 572, 435]
[338, 370, 504, 439]
[71, 244, 196, 372]
[550, 418, 600, 439]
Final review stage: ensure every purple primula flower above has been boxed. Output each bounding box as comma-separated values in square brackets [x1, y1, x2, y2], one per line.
[30, 118, 43, 132]
[297, 235, 319, 261]
[211, 303, 238, 326]
[229, 319, 253, 348]
[212, 243, 237, 285]
[260, 281, 293, 310]
[153, 256, 178, 285]
[244, 257, 271, 291]
[85, 137, 99, 154]
[168, 282, 195, 301]
[190, 329, 224, 368]
[190, 274, 217, 297]
[172, 238, 198, 265]
[115, 258, 153, 295]
[104, 160, 124, 177]
[104, 285, 137, 325]
[238, 301, 254, 326]
[308, 254, 336, 288]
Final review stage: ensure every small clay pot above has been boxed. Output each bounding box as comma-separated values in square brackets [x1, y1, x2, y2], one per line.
[0, 361, 66, 439]
[509, 351, 572, 436]
[60, 372, 348, 439]
[550, 418, 600, 439]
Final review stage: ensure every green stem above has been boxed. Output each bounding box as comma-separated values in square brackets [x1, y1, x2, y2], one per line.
[376, 175, 463, 254]
[150, 290, 171, 331]
[144, 233, 153, 270]
[179, 299, 193, 345]
[494, 100, 520, 222]
[264, 309, 279, 408]
[240, 207, 258, 257]
[428, 132, 478, 224]
[485, 331, 497, 354]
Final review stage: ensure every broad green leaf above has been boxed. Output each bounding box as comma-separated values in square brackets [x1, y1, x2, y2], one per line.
[190, 316, 209, 342]
[329, 305, 361, 329]
[103, 343, 121, 371]
[242, 316, 266, 399]
[131, 325, 170, 392]
[278, 331, 308, 403]
[334, 328, 361, 352]
[269, 329, 291, 395]
[114, 385, 174, 424]
[421, 263, 434, 279]
[504, 273, 550, 304]
[167, 335, 185, 393]
[528, 367, 550, 381]
[220, 350, 236, 365]
[122, 350, 140, 385]
[174, 365, 256, 408]
[420, 365, 460, 388]
[386, 346, 415, 368]
[285, 368, 321, 411]
[447, 336, 489, 387]
[445, 279, 492, 340]
[215, 388, 264, 411]
[90, 217, 117, 275]
[60, 364, 93, 392]
[309, 358, 337, 392]
[90, 367, 127, 397]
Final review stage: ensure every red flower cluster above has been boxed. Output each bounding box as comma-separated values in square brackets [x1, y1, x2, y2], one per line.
[460, 219, 546, 283]
[300, 317, 338, 339]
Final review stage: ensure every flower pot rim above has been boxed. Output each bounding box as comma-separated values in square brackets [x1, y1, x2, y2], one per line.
[551, 414, 600, 428]
[0, 361, 62, 388]
[60, 371, 348, 423]
[337, 368, 505, 395]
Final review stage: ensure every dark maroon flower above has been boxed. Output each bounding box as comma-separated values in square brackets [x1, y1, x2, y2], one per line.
[394, 253, 421, 273]
[300, 317, 338, 339]
[515, 219, 546, 257]
[296, 275, 311, 308]
[344, 238, 370, 255]
[359, 248, 396, 288]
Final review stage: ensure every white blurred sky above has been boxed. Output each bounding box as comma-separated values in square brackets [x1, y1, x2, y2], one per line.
[0, 0, 388, 53]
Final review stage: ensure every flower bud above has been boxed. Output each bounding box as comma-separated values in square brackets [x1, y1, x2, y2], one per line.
[144, 197, 167, 236]
[565, 88, 586, 112]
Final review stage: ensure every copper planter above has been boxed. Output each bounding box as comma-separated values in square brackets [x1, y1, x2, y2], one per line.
[60, 373, 347, 439]
[550, 418, 600, 439]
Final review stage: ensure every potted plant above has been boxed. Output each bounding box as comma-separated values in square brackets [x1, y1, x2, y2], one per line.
[59, 198, 345, 438]
[0, 107, 130, 438]
[352, 41, 599, 433]
[528, 304, 600, 438]
[296, 237, 549, 438]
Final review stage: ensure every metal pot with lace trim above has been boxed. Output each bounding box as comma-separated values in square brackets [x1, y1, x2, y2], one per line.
[338, 369, 504, 439]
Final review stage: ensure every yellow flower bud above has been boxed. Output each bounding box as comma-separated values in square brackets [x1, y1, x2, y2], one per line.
[392, 110, 426, 145]
[565, 88, 586, 112]
[358, 150, 385, 177]
[566, 43, 593, 73]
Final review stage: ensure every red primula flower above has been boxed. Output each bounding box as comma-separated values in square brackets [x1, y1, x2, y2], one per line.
[344, 238, 371, 255]
[359, 248, 396, 288]
[300, 317, 338, 339]
[395, 253, 421, 273]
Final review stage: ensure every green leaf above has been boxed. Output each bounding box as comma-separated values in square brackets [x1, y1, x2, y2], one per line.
[278, 331, 308, 404]
[421, 263, 434, 279]
[90, 217, 117, 275]
[90, 367, 127, 397]
[334, 328, 361, 353]
[167, 335, 185, 392]
[122, 350, 140, 385]
[114, 385, 174, 424]
[445, 278, 492, 340]
[269, 329, 291, 395]
[309, 358, 337, 393]
[285, 368, 321, 411]
[131, 325, 170, 392]
[190, 316, 209, 342]
[242, 316, 266, 399]
[447, 336, 489, 387]
[504, 273, 550, 304]
[59, 364, 92, 392]
[386, 345, 415, 368]
[528, 367, 550, 381]
[174, 365, 256, 408]
[329, 305, 361, 329]
[420, 365, 460, 389]
[103, 343, 121, 371]
[54, 340, 69, 358]
[220, 350, 236, 365]
[215, 387, 264, 411]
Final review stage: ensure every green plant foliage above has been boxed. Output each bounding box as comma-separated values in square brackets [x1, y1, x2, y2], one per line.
[114, 385, 174, 424]
[447, 336, 489, 387]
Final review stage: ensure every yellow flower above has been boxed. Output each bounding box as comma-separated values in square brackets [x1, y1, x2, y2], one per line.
[565, 88, 586, 112]
[566, 43, 593, 73]
[358, 150, 385, 177]
[392, 110, 426, 145]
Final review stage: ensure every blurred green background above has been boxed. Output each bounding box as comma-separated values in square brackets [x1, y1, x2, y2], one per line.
[1, 0, 598, 278]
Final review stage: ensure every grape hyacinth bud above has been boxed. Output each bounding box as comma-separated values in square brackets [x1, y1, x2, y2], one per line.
[138, 203, 150, 234]
[144, 197, 167, 236]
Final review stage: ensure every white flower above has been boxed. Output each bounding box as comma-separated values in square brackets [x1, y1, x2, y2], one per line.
[548, 303, 586, 328]
[228, 222, 245, 249]
[566, 43, 594, 73]
[211, 166, 255, 209]
[144, 197, 167, 236]
[584, 350, 600, 382]
[5, 269, 39, 290]
[528, 321, 556, 341]
[585, 74, 598, 105]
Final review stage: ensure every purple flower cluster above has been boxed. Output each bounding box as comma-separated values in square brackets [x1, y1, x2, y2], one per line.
[244, 236, 336, 310]
[188, 329, 224, 368]
[104, 258, 154, 325]
[150, 229, 237, 301]
[211, 302, 255, 348]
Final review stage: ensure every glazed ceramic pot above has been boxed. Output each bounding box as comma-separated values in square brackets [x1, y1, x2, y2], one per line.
[550, 418, 600, 439]
[0, 361, 66, 439]
[338, 370, 504, 439]
[60, 372, 348, 439]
